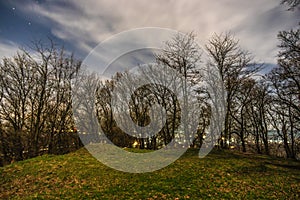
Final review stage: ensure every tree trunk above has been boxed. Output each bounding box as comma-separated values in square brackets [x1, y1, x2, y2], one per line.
[241, 136, 246, 152]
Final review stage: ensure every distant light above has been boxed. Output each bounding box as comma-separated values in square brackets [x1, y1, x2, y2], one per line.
[132, 141, 139, 148]
[12, 7, 16, 10]
[28, 22, 31, 26]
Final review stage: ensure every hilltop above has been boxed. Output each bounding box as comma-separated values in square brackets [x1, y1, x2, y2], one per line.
[0, 148, 299, 199]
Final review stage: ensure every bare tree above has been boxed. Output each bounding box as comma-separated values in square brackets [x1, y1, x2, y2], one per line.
[0, 40, 82, 165]
[156, 32, 202, 81]
[156, 32, 206, 148]
[205, 32, 262, 149]
[281, 0, 300, 10]
[230, 78, 256, 152]
[245, 80, 271, 154]
[266, 26, 300, 158]
[0, 53, 36, 161]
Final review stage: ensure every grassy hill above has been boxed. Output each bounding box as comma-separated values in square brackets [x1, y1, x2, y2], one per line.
[0, 148, 299, 199]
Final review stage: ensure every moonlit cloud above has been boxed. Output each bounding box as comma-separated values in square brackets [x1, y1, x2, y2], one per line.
[0, 40, 19, 59]
[7, 0, 300, 64]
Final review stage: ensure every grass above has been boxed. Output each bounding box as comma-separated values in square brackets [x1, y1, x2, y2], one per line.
[0, 148, 299, 199]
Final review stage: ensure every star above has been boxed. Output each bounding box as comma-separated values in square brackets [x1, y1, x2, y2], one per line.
[12, 7, 15, 10]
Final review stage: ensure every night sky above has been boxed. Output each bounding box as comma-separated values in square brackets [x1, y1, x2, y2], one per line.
[0, 0, 299, 68]
[0, 0, 80, 58]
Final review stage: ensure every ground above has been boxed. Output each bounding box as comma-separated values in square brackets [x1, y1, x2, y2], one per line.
[0, 148, 299, 199]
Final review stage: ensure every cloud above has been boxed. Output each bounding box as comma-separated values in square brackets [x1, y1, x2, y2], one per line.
[0, 40, 19, 59]
[233, 5, 300, 63]
[12, 0, 300, 64]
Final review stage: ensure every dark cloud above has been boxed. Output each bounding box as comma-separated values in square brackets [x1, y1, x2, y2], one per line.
[0, 0, 298, 65]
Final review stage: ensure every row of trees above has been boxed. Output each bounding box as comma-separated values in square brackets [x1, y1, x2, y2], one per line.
[92, 34, 202, 149]
[92, 1, 300, 158]
[0, 42, 83, 166]
[0, 0, 298, 167]
[91, 27, 299, 159]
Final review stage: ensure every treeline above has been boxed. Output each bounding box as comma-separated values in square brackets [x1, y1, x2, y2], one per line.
[92, 33, 204, 150]
[91, 28, 299, 159]
[0, 42, 83, 166]
[0, 1, 299, 167]
[91, 1, 300, 158]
